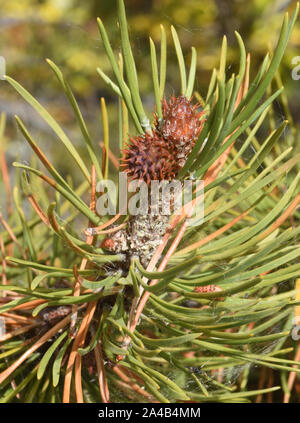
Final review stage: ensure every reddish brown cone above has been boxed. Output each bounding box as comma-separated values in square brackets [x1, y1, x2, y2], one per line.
[121, 132, 179, 184]
[157, 95, 205, 145]
[154, 95, 205, 167]
[121, 95, 205, 183]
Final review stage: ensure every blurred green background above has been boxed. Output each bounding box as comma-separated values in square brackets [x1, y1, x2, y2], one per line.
[0, 0, 299, 187]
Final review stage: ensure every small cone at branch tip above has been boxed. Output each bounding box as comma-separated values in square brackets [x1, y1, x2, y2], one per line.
[156, 94, 205, 145]
[121, 94, 206, 183]
[121, 131, 179, 184]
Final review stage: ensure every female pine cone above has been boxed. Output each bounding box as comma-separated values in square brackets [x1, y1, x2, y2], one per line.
[122, 95, 205, 181]
[121, 132, 179, 184]
[156, 94, 205, 167]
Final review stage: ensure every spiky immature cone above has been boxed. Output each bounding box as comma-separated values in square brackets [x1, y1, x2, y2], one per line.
[121, 132, 179, 184]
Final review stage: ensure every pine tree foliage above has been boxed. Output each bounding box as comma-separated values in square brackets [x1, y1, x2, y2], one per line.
[0, 0, 300, 403]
